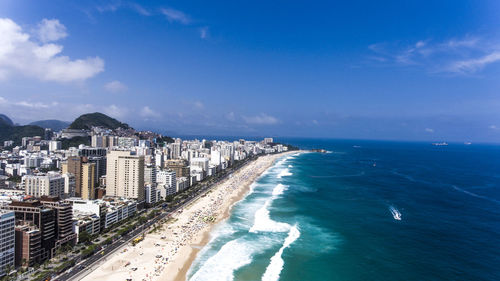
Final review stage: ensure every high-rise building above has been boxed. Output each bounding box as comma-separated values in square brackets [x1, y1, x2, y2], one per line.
[106, 151, 145, 201]
[15, 224, 41, 267]
[0, 211, 15, 276]
[62, 173, 75, 198]
[48, 141, 61, 152]
[190, 157, 209, 173]
[61, 156, 82, 197]
[23, 173, 65, 198]
[40, 197, 76, 247]
[87, 156, 106, 184]
[164, 159, 189, 178]
[2, 201, 56, 261]
[91, 135, 107, 148]
[81, 163, 95, 200]
[169, 142, 181, 159]
[156, 170, 176, 188]
[61, 156, 95, 199]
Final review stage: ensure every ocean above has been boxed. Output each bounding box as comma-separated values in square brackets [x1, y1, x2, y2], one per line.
[186, 139, 500, 281]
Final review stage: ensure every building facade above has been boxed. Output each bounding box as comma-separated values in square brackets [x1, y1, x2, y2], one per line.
[106, 151, 144, 201]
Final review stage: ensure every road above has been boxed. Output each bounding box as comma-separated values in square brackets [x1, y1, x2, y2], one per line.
[54, 156, 255, 281]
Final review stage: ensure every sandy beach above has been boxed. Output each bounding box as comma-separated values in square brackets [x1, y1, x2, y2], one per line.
[79, 152, 292, 281]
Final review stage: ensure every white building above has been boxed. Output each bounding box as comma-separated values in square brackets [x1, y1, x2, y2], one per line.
[156, 170, 176, 188]
[145, 185, 161, 205]
[176, 177, 189, 192]
[24, 155, 43, 168]
[49, 141, 62, 152]
[190, 157, 209, 172]
[62, 173, 76, 198]
[23, 172, 65, 198]
[144, 165, 157, 186]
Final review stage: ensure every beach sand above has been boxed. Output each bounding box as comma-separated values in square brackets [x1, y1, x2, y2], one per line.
[79, 152, 292, 281]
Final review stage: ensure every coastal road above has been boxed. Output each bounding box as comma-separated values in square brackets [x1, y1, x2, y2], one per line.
[55, 156, 256, 281]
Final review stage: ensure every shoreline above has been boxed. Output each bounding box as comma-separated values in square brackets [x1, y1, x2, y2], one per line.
[80, 151, 296, 281]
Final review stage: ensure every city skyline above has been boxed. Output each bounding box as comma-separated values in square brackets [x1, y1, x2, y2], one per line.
[1, 1, 500, 141]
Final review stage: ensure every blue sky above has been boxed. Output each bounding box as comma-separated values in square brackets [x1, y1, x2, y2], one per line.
[0, 1, 500, 141]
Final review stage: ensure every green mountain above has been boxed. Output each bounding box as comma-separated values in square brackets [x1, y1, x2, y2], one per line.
[0, 114, 14, 127]
[68, 112, 131, 130]
[0, 114, 45, 145]
[29, 119, 70, 131]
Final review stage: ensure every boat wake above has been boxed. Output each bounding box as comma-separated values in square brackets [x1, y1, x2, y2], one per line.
[389, 206, 402, 221]
[452, 185, 500, 205]
[261, 225, 301, 281]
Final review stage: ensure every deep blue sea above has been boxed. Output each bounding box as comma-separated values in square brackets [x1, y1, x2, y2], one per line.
[187, 139, 500, 281]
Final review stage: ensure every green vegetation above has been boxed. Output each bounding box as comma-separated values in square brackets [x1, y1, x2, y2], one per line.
[29, 119, 70, 131]
[78, 231, 92, 244]
[269, 142, 299, 151]
[69, 112, 130, 130]
[0, 114, 14, 126]
[60, 136, 90, 149]
[0, 124, 45, 145]
[7, 175, 21, 183]
[156, 135, 175, 145]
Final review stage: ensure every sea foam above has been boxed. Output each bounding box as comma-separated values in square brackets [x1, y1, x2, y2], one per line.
[277, 168, 292, 178]
[249, 200, 290, 233]
[272, 184, 288, 196]
[189, 239, 254, 281]
[261, 225, 301, 281]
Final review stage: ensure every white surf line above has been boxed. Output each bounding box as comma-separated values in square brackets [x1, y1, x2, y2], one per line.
[261, 225, 300, 281]
[189, 239, 254, 281]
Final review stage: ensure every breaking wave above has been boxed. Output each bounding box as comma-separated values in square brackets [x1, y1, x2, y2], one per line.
[261, 225, 301, 281]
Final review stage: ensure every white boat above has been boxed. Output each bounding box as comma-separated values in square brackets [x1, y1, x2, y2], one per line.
[389, 206, 402, 220]
[432, 142, 448, 146]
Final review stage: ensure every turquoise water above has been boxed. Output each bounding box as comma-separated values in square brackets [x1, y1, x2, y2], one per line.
[187, 140, 500, 281]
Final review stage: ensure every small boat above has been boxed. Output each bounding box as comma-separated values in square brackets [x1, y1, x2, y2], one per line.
[432, 142, 448, 146]
[389, 206, 402, 220]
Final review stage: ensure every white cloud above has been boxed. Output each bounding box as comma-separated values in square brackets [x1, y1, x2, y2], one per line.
[140, 106, 160, 118]
[14, 101, 51, 108]
[194, 101, 204, 109]
[312, 119, 319, 125]
[0, 18, 104, 82]
[243, 113, 279, 125]
[161, 8, 190, 24]
[104, 80, 127, 93]
[103, 104, 127, 118]
[131, 4, 151, 16]
[489, 125, 498, 130]
[415, 41, 426, 48]
[96, 3, 121, 13]
[37, 19, 67, 43]
[0, 96, 58, 109]
[425, 128, 434, 133]
[225, 112, 235, 121]
[368, 36, 500, 74]
[446, 52, 500, 74]
[199, 27, 209, 39]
